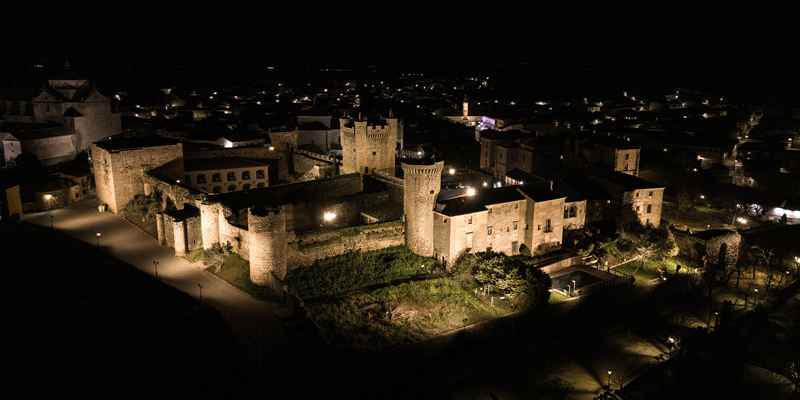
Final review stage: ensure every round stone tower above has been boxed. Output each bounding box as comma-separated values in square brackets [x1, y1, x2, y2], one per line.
[200, 202, 220, 250]
[402, 161, 443, 257]
[247, 206, 287, 286]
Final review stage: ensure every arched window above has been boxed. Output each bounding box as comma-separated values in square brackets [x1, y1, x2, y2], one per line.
[227, 185, 236, 192]
[256, 170, 265, 179]
[256, 182, 265, 188]
[242, 171, 251, 180]
[242, 184, 251, 190]
[212, 186, 222, 194]
[212, 173, 221, 182]
[196, 174, 207, 184]
[227, 172, 236, 181]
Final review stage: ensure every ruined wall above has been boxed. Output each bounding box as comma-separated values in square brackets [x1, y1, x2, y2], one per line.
[248, 207, 287, 284]
[286, 223, 404, 269]
[674, 229, 740, 268]
[402, 161, 444, 257]
[706, 233, 741, 268]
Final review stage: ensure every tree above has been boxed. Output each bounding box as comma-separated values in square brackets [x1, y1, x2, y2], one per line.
[652, 224, 680, 261]
[675, 191, 693, 224]
[474, 253, 527, 301]
[122, 194, 161, 222]
[520, 267, 552, 307]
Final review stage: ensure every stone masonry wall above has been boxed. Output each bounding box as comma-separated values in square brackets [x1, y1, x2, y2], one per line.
[286, 224, 405, 269]
[248, 207, 287, 284]
[92, 142, 183, 214]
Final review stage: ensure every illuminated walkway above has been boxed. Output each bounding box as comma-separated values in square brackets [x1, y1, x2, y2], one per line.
[26, 196, 298, 377]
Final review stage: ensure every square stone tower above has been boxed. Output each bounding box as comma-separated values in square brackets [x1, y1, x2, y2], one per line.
[340, 117, 398, 177]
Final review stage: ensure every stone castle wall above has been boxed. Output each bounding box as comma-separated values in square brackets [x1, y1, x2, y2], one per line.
[402, 161, 444, 257]
[93, 142, 183, 214]
[219, 214, 250, 260]
[370, 170, 404, 203]
[286, 223, 404, 269]
[328, 192, 388, 226]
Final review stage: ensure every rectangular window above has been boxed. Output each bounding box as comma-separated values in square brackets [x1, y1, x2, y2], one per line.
[537, 224, 541, 231]
[487, 227, 493, 235]
[545, 219, 552, 232]
[636, 206, 640, 212]
[636, 192, 639, 197]
[513, 221, 518, 230]
[468, 216, 472, 224]
[625, 154, 629, 160]
[564, 206, 569, 218]
[647, 204, 652, 213]
[488, 208, 492, 214]
[649, 191, 653, 197]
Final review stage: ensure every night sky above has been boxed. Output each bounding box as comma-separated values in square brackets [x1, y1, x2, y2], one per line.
[2, 2, 799, 99]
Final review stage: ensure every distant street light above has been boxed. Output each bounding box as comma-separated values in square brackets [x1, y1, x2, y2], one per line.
[49, 214, 54, 229]
[96, 232, 101, 247]
[462, 318, 468, 331]
[45, 193, 53, 209]
[198, 284, 204, 303]
[754, 288, 758, 306]
[153, 260, 160, 278]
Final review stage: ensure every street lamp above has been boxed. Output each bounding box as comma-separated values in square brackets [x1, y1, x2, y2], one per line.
[153, 260, 159, 278]
[49, 214, 54, 229]
[198, 284, 204, 303]
[753, 288, 758, 306]
[96, 232, 101, 247]
[462, 318, 468, 331]
[607, 370, 612, 391]
[572, 280, 576, 295]
[45, 193, 53, 210]
[668, 336, 675, 356]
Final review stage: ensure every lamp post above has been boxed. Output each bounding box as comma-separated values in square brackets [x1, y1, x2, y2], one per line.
[753, 288, 758, 306]
[462, 318, 468, 332]
[668, 336, 675, 356]
[95, 232, 101, 247]
[153, 260, 159, 278]
[49, 214, 54, 229]
[607, 370, 612, 392]
[45, 193, 52, 210]
[572, 280, 576, 294]
[198, 284, 204, 303]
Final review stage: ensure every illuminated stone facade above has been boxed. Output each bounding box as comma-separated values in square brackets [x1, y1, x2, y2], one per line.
[92, 138, 184, 214]
[432, 185, 566, 269]
[248, 207, 287, 285]
[340, 117, 398, 177]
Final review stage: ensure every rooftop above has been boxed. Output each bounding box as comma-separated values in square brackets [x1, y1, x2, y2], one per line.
[184, 157, 267, 172]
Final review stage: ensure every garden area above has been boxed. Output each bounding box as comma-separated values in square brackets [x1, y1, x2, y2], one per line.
[284, 247, 555, 359]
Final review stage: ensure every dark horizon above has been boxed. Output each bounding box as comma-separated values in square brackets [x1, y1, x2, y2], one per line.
[2, 3, 799, 101]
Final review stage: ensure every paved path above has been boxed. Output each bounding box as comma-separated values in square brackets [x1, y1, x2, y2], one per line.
[26, 197, 297, 377]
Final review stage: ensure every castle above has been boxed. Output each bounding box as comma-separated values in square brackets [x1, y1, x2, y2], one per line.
[92, 113, 664, 292]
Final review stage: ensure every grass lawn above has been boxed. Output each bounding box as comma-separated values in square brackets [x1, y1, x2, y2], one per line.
[307, 277, 508, 359]
[285, 246, 439, 299]
[614, 255, 702, 286]
[183, 250, 277, 301]
[548, 291, 570, 304]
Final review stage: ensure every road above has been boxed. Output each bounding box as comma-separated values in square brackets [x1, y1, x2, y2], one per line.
[26, 196, 298, 386]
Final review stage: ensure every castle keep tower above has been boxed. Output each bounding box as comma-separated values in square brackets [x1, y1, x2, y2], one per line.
[340, 117, 398, 177]
[248, 206, 287, 285]
[402, 161, 444, 257]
